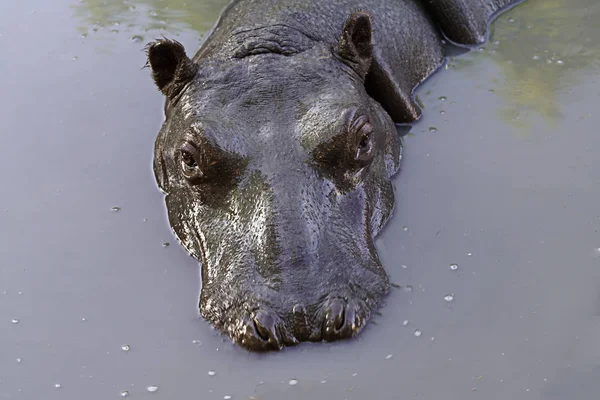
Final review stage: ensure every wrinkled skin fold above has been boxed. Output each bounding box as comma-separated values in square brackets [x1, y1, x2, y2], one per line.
[146, 0, 524, 351]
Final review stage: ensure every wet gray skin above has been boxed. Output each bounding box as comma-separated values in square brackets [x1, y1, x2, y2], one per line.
[145, 0, 524, 351]
[3, 0, 600, 398]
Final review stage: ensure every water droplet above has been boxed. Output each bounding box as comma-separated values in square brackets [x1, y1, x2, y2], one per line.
[208, 370, 216, 376]
[556, 60, 564, 65]
[224, 396, 232, 400]
[121, 345, 130, 352]
[162, 242, 170, 247]
[450, 264, 459, 271]
[414, 330, 422, 338]
[54, 384, 61, 389]
[352, 373, 358, 377]
[321, 380, 327, 384]
[508, 17, 514, 23]
[403, 285, 413, 293]
[444, 294, 455, 303]
[111, 206, 121, 212]
[439, 96, 447, 101]
[147, 385, 159, 393]
[532, 55, 540, 60]
[72, 56, 78, 61]
[16, 358, 22, 363]
[467, 253, 472, 256]
[81, 317, 86, 322]
[401, 264, 408, 269]
[402, 320, 409, 326]
[11, 318, 19, 324]
[289, 379, 298, 385]
[402, 226, 409, 232]
[192, 340, 202, 346]
[429, 127, 438, 132]
[440, 110, 445, 115]
[131, 35, 144, 43]
[120, 391, 129, 397]
[385, 354, 393, 360]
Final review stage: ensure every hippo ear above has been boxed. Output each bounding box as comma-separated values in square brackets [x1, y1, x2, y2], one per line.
[338, 11, 373, 80]
[146, 39, 198, 99]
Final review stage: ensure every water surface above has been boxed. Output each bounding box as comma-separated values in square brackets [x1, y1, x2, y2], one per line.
[1, 0, 599, 399]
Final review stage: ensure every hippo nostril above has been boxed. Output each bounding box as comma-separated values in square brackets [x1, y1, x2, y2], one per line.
[334, 306, 345, 331]
[253, 318, 270, 342]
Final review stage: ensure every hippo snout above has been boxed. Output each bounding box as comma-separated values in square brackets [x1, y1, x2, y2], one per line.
[199, 252, 390, 351]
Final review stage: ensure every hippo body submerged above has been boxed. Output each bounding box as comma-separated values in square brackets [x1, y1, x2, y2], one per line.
[146, 0, 523, 351]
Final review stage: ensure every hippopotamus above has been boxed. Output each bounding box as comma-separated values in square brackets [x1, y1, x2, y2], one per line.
[146, 0, 523, 351]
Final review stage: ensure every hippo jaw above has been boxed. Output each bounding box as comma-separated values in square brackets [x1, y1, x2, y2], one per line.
[147, 13, 402, 351]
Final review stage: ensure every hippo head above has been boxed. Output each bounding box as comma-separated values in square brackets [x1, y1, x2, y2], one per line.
[146, 12, 402, 351]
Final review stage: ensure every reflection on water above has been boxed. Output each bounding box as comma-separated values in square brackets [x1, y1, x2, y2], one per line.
[72, 0, 230, 41]
[454, 0, 600, 132]
[73, 0, 600, 132]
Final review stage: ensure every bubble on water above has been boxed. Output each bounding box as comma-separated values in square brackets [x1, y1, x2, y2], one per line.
[131, 35, 144, 43]
[403, 285, 413, 293]
[224, 396, 232, 400]
[81, 317, 86, 322]
[401, 265, 408, 269]
[208, 370, 216, 376]
[321, 380, 327, 384]
[508, 17, 514, 23]
[72, 56, 78, 61]
[120, 391, 129, 397]
[402, 226, 409, 232]
[54, 384, 61, 389]
[467, 253, 472, 256]
[121, 345, 130, 352]
[111, 206, 121, 212]
[385, 354, 393, 360]
[192, 340, 202, 346]
[11, 319, 19, 324]
[414, 330, 422, 338]
[147, 385, 159, 393]
[440, 110, 445, 115]
[439, 96, 447, 101]
[402, 320, 409, 326]
[532, 55, 540, 60]
[289, 379, 298, 385]
[556, 60, 564, 65]
[162, 242, 170, 247]
[444, 294, 455, 303]
[18, 291, 23, 295]
[429, 127, 438, 132]
[450, 264, 459, 271]
[16, 358, 22, 363]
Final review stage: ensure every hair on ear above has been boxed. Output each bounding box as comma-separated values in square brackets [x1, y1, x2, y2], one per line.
[145, 38, 198, 99]
[338, 11, 374, 79]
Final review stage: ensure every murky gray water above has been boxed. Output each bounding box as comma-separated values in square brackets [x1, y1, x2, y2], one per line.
[1, 0, 599, 398]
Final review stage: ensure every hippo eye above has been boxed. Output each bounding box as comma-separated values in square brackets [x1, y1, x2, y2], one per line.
[351, 116, 374, 163]
[181, 150, 197, 169]
[179, 142, 203, 182]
